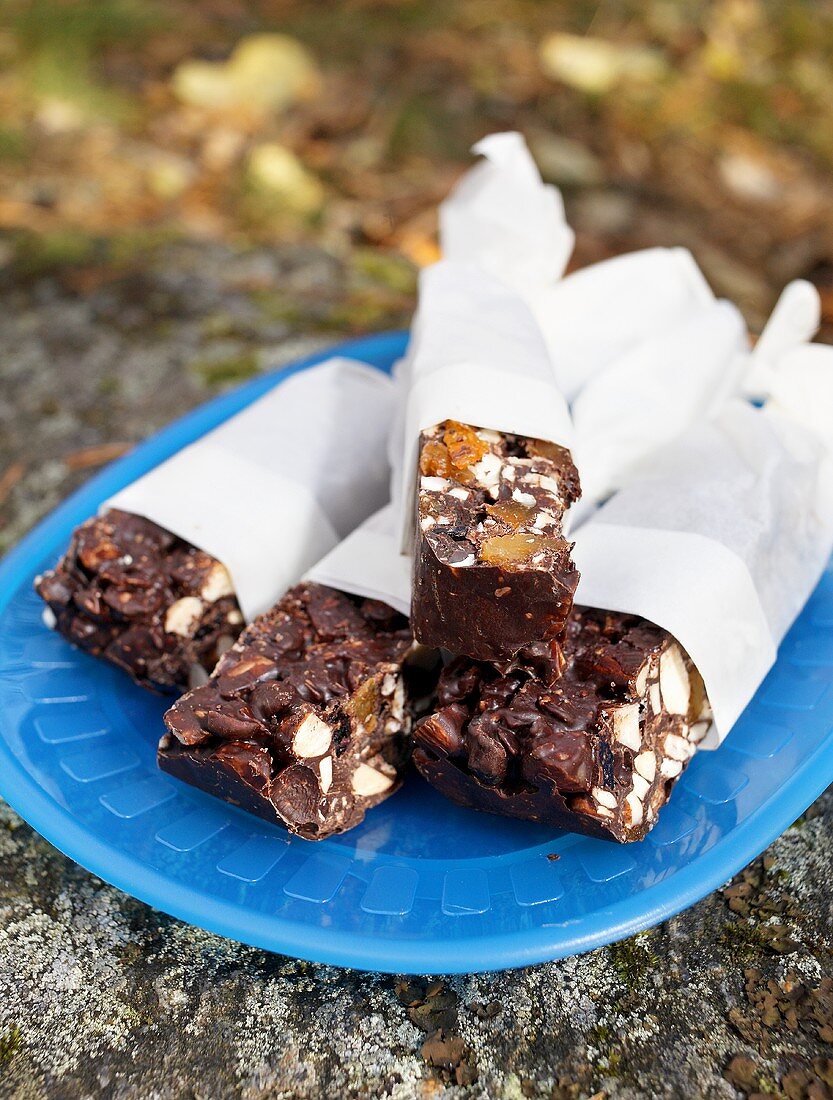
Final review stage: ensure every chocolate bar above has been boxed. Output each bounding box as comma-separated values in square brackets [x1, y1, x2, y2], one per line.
[159, 583, 435, 840]
[412, 420, 581, 663]
[413, 607, 711, 842]
[35, 509, 243, 693]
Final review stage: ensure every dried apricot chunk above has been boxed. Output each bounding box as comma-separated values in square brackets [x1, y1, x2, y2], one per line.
[442, 421, 488, 470]
[486, 500, 535, 529]
[480, 533, 569, 566]
[420, 439, 452, 478]
[527, 438, 571, 464]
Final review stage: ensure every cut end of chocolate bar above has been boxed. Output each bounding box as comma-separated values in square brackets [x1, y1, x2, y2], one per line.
[413, 607, 711, 843]
[35, 509, 244, 693]
[159, 583, 437, 841]
[412, 420, 580, 663]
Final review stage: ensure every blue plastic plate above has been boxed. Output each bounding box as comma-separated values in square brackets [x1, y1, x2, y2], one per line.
[1, 332, 833, 974]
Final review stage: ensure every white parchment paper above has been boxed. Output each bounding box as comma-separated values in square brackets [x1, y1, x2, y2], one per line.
[107, 358, 395, 621]
[394, 258, 575, 550]
[744, 280, 822, 400]
[532, 248, 719, 402]
[439, 133, 720, 402]
[573, 339, 833, 747]
[437, 132, 750, 516]
[569, 298, 748, 510]
[306, 504, 410, 615]
[439, 131, 575, 295]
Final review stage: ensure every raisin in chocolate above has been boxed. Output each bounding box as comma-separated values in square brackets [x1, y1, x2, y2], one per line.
[413, 606, 712, 843]
[412, 421, 580, 664]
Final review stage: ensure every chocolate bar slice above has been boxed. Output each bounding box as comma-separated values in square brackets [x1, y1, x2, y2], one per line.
[159, 583, 435, 840]
[35, 509, 243, 693]
[412, 420, 581, 663]
[413, 607, 712, 843]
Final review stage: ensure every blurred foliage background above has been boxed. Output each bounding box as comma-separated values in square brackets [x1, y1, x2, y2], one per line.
[2, 0, 833, 339]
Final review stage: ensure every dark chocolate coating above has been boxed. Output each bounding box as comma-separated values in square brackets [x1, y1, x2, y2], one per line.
[412, 422, 580, 663]
[413, 607, 712, 843]
[35, 509, 244, 693]
[159, 583, 436, 841]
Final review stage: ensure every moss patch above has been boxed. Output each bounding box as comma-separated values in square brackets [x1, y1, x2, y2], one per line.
[0, 1025, 21, 1069]
[609, 935, 660, 991]
[189, 350, 260, 388]
[12, 230, 99, 278]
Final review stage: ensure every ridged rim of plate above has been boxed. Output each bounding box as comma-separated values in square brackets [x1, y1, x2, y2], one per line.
[1, 332, 832, 974]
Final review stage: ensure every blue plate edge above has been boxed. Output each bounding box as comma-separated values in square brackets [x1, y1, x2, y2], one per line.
[0, 696, 829, 975]
[0, 330, 831, 974]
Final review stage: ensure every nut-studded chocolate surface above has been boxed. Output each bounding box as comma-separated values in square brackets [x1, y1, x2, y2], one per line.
[413, 420, 581, 663]
[159, 583, 430, 841]
[413, 607, 711, 843]
[35, 508, 243, 693]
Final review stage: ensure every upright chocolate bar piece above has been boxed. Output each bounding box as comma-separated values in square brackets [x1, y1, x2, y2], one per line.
[412, 420, 581, 663]
[413, 607, 711, 843]
[35, 509, 243, 693]
[160, 583, 433, 840]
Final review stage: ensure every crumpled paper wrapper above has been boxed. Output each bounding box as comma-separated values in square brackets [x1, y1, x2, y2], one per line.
[439, 131, 575, 296]
[440, 132, 731, 401]
[107, 358, 394, 621]
[307, 504, 410, 615]
[744, 279, 821, 400]
[573, 334, 833, 747]
[437, 132, 750, 513]
[568, 298, 747, 512]
[310, 138, 833, 755]
[393, 258, 575, 550]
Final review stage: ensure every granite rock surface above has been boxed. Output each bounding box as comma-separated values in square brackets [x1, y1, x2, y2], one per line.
[1, 244, 831, 1100]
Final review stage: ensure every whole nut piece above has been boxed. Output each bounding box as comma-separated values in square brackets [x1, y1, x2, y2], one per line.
[634, 750, 657, 782]
[201, 562, 235, 603]
[292, 712, 333, 758]
[351, 763, 394, 797]
[659, 645, 691, 715]
[165, 596, 204, 637]
[611, 703, 641, 751]
[270, 764, 321, 827]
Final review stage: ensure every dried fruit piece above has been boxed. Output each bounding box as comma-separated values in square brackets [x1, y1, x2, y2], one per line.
[485, 499, 536, 528]
[420, 440, 453, 479]
[414, 421, 580, 663]
[443, 421, 488, 470]
[480, 532, 569, 566]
